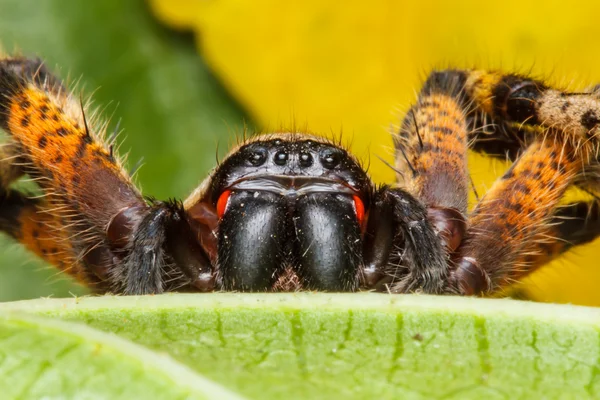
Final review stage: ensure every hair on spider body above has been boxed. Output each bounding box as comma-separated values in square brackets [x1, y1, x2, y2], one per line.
[0, 56, 600, 296]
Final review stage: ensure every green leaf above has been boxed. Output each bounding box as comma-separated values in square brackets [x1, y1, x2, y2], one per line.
[0, 310, 245, 399]
[3, 293, 600, 399]
[0, 0, 249, 301]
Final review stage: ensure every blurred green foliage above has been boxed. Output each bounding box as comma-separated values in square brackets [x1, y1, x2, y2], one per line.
[0, 0, 247, 301]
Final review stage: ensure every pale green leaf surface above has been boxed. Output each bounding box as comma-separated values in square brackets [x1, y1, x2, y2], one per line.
[0, 310, 245, 400]
[3, 293, 600, 399]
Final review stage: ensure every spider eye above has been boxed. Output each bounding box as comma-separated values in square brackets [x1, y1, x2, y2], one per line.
[299, 152, 313, 167]
[319, 148, 341, 169]
[274, 151, 289, 165]
[247, 147, 267, 166]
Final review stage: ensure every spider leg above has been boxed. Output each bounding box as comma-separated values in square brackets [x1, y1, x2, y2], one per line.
[0, 188, 99, 286]
[395, 71, 470, 213]
[369, 71, 491, 293]
[463, 70, 600, 143]
[453, 136, 584, 294]
[516, 200, 600, 272]
[467, 122, 600, 217]
[393, 71, 470, 255]
[463, 69, 600, 196]
[0, 57, 144, 228]
[0, 130, 95, 284]
[0, 57, 212, 294]
[360, 72, 475, 293]
[400, 70, 600, 294]
[362, 185, 448, 293]
[416, 69, 600, 168]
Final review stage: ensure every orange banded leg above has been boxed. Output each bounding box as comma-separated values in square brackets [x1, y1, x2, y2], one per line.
[402, 70, 600, 173]
[409, 70, 600, 164]
[462, 70, 600, 142]
[463, 69, 600, 209]
[0, 188, 101, 286]
[511, 200, 600, 274]
[394, 72, 470, 254]
[0, 57, 151, 289]
[453, 138, 583, 294]
[0, 57, 145, 226]
[0, 57, 212, 294]
[0, 116, 94, 283]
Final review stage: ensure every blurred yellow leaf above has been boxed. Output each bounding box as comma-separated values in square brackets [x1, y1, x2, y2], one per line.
[150, 0, 600, 306]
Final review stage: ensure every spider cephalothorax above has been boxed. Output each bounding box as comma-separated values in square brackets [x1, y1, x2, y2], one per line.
[198, 136, 375, 292]
[0, 57, 599, 297]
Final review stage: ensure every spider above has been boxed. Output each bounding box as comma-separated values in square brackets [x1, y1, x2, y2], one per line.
[0, 56, 599, 296]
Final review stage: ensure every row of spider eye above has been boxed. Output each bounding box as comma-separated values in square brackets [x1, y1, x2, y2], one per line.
[246, 147, 343, 169]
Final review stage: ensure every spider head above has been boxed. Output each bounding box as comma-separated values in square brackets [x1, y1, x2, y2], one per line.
[186, 134, 374, 291]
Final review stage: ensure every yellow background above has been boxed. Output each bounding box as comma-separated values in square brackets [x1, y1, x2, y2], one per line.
[150, 0, 600, 305]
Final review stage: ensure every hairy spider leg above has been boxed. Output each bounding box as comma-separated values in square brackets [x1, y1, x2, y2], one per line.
[0, 188, 96, 284]
[521, 200, 600, 269]
[400, 69, 600, 293]
[406, 69, 600, 181]
[465, 69, 600, 197]
[393, 72, 471, 258]
[0, 57, 214, 294]
[0, 137, 95, 285]
[395, 79, 469, 213]
[0, 58, 144, 223]
[454, 137, 583, 294]
[467, 124, 600, 273]
[464, 70, 600, 142]
[0, 57, 154, 290]
[459, 70, 600, 278]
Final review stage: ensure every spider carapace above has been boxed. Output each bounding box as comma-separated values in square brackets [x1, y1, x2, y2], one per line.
[0, 56, 599, 296]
